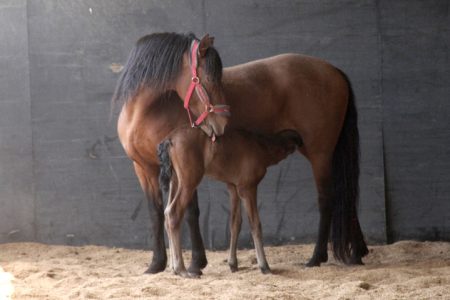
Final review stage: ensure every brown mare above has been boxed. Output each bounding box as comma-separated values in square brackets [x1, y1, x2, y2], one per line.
[158, 127, 302, 277]
[112, 32, 368, 275]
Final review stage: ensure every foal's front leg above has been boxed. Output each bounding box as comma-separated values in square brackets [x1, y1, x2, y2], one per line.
[165, 187, 199, 278]
[227, 184, 242, 272]
[238, 186, 271, 274]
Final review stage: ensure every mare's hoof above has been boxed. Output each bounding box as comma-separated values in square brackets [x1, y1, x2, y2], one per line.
[187, 265, 203, 276]
[260, 266, 272, 275]
[188, 254, 208, 272]
[144, 260, 167, 274]
[306, 253, 328, 268]
[197, 255, 208, 270]
[229, 264, 238, 273]
[349, 256, 364, 265]
[305, 260, 321, 267]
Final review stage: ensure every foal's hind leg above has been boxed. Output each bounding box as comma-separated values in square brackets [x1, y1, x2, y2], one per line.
[306, 155, 333, 267]
[227, 184, 242, 272]
[238, 186, 271, 274]
[133, 163, 167, 273]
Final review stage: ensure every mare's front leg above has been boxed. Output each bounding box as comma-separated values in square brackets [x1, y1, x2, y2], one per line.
[227, 184, 242, 272]
[185, 191, 208, 275]
[133, 163, 167, 273]
[238, 186, 271, 274]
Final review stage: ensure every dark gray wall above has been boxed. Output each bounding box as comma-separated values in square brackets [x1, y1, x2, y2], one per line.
[0, 0, 448, 249]
[0, 0, 34, 242]
[380, 1, 450, 241]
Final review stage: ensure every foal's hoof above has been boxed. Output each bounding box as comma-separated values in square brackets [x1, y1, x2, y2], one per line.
[187, 272, 201, 279]
[144, 261, 167, 274]
[176, 270, 201, 279]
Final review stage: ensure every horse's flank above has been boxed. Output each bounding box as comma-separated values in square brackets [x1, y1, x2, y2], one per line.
[222, 53, 348, 154]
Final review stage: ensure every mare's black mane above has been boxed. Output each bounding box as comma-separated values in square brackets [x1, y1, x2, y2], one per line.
[112, 32, 223, 111]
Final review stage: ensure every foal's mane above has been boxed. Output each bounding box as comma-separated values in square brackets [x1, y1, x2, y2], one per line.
[111, 32, 223, 112]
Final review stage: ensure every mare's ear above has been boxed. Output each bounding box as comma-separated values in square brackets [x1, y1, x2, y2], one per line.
[199, 34, 215, 57]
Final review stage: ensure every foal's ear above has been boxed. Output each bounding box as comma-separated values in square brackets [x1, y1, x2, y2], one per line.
[199, 34, 215, 57]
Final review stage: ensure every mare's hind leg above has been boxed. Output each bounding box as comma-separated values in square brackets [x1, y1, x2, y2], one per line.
[306, 155, 333, 267]
[133, 163, 167, 273]
[350, 217, 369, 265]
[227, 184, 242, 272]
[185, 191, 208, 275]
[238, 186, 271, 274]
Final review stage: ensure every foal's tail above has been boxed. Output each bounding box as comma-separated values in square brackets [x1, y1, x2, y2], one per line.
[331, 71, 369, 263]
[157, 140, 173, 194]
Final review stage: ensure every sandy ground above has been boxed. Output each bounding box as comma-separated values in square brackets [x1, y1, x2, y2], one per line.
[0, 241, 449, 300]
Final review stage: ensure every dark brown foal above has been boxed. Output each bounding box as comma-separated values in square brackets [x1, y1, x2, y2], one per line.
[158, 128, 302, 277]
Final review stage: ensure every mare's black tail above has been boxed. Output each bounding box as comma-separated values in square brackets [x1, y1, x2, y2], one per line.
[331, 71, 369, 263]
[157, 140, 173, 194]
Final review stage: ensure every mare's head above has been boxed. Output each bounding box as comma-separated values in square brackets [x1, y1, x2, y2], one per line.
[174, 34, 229, 137]
[112, 33, 229, 136]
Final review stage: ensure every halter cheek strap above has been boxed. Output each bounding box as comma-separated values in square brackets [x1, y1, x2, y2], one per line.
[183, 40, 230, 128]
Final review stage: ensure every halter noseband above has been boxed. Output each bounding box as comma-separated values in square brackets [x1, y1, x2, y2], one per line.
[183, 40, 230, 128]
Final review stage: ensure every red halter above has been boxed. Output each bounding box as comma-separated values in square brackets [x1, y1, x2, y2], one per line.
[183, 40, 230, 128]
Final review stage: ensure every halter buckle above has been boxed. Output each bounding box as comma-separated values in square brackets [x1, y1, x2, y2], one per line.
[191, 76, 200, 84]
